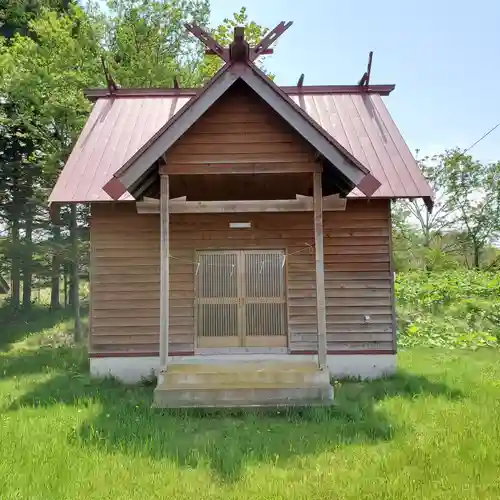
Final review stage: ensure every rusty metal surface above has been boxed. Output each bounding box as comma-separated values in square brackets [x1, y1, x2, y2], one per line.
[49, 90, 432, 203]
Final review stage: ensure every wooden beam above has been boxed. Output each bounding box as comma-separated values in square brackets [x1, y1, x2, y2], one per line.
[358, 51, 374, 86]
[388, 202, 397, 354]
[136, 196, 346, 214]
[229, 26, 249, 61]
[251, 21, 293, 61]
[185, 23, 229, 61]
[133, 170, 158, 199]
[159, 174, 170, 369]
[205, 48, 274, 56]
[313, 171, 327, 370]
[160, 162, 321, 175]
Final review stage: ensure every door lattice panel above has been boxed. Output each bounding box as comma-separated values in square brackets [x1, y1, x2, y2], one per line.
[195, 249, 287, 348]
[243, 251, 286, 338]
[196, 252, 238, 343]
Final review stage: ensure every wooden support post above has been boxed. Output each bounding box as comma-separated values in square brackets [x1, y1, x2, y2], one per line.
[313, 172, 327, 370]
[159, 174, 170, 368]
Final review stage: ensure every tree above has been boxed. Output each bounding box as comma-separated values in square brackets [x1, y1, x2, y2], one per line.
[95, 0, 210, 87]
[392, 153, 457, 270]
[393, 148, 500, 270]
[442, 150, 500, 268]
[403, 155, 454, 246]
[0, 0, 72, 39]
[0, 2, 270, 322]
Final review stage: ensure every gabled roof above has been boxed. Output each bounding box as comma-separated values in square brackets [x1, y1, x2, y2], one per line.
[48, 22, 433, 207]
[49, 22, 434, 206]
[102, 60, 381, 200]
[48, 86, 434, 205]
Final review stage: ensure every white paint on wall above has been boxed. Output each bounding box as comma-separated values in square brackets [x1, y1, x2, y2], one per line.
[327, 354, 396, 380]
[90, 354, 396, 383]
[90, 357, 159, 384]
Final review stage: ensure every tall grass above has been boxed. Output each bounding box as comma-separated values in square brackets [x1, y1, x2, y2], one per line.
[1, 309, 500, 499]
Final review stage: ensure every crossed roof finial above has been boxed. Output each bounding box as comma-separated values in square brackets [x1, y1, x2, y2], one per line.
[185, 21, 293, 63]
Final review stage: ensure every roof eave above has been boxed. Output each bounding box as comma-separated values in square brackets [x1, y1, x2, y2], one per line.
[238, 64, 381, 196]
[103, 64, 239, 198]
[83, 84, 395, 102]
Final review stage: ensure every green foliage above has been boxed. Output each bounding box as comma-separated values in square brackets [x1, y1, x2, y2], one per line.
[0, 0, 72, 39]
[99, 0, 210, 87]
[0, 1, 270, 310]
[2, 316, 500, 498]
[396, 270, 500, 349]
[393, 150, 500, 271]
[442, 150, 500, 268]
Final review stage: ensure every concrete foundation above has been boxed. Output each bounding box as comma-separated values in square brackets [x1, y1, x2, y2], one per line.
[90, 354, 396, 383]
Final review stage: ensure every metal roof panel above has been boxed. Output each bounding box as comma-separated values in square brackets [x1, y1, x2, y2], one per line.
[49, 90, 432, 203]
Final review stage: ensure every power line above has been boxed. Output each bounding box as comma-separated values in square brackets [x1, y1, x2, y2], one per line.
[415, 121, 500, 163]
[463, 122, 500, 155]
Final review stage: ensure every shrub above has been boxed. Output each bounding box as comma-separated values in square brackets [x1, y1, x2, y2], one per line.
[396, 270, 500, 349]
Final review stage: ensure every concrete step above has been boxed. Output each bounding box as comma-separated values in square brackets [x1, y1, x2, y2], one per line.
[153, 383, 334, 408]
[153, 361, 334, 408]
[162, 362, 329, 386]
[166, 361, 320, 372]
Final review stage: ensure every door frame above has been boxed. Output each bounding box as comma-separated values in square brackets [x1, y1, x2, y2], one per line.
[194, 248, 289, 353]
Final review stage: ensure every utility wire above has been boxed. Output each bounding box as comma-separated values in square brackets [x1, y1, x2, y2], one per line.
[463, 122, 500, 155]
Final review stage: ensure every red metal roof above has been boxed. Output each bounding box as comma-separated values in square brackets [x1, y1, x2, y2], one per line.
[49, 89, 433, 204]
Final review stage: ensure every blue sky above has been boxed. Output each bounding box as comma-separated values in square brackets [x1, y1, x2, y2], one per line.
[209, 0, 500, 162]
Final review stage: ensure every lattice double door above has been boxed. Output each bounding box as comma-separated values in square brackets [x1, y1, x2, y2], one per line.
[195, 250, 288, 348]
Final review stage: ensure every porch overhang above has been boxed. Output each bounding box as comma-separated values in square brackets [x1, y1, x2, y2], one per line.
[102, 60, 381, 202]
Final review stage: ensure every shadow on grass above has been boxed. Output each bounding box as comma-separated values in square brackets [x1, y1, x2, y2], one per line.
[5, 345, 463, 483]
[0, 305, 89, 352]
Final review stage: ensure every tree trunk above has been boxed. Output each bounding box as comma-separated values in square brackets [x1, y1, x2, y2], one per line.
[50, 257, 61, 309]
[50, 207, 61, 310]
[63, 269, 68, 308]
[10, 217, 21, 309]
[70, 204, 82, 342]
[68, 260, 74, 307]
[22, 204, 33, 309]
[474, 244, 481, 269]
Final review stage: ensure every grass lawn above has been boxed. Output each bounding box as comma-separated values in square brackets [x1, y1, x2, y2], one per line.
[1, 309, 500, 499]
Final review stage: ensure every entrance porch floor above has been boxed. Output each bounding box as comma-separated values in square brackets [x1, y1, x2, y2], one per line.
[153, 360, 334, 408]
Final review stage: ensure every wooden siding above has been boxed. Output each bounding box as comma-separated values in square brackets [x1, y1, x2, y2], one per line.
[89, 199, 394, 355]
[166, 82, 317, 164]
[164, 82, 318, 201]
[90, 203, 192, 355]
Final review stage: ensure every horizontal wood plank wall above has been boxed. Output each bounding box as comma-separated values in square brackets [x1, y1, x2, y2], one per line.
[164, 83, 320, 202]
[89, 199, 393, 356]
[165, 82, 317, 170]
[288, 199, 393, 353]
[168, 199, 392, 354]
[89, 203, 193, 355]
